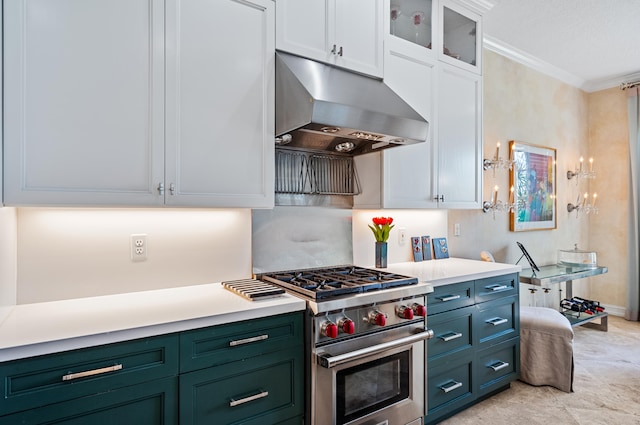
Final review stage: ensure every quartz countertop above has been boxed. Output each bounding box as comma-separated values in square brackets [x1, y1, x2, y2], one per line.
[383, 258, 521, 287]
[0, 283, 306, 362]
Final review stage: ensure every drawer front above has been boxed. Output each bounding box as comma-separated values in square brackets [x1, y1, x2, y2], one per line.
[474, 273, 518, 303]
[475, 337, 520, 395]
[475, 295, 519, 347]
[427, 354, 473, 416]
[180, 312, 303, 373]
[1, 377, 178, 425]
[0, 334, 179, 416]
[427, 305, 474, 360]
[180, 348, 304, 425]
[428, 281, 475, 315]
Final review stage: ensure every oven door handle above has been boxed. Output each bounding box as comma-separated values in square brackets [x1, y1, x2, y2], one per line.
[317, 328, 434, 369]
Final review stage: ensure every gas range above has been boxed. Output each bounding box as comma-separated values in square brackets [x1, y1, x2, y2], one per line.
[258, 265, 431, 314]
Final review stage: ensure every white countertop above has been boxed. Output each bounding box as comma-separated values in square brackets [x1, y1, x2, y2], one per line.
[0, 258, 519, 363]
[383, 258, 521, 287]
[0, 283, 305, 362]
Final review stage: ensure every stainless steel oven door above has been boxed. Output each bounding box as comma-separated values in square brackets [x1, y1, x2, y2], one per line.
[312, 327, 430, 425]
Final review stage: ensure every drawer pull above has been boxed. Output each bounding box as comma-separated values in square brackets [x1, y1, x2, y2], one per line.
[486, 317, 508, 326]
[229, 334, 269, 347]
[62, 364, 123, 381]
[439, 331, 463, 342]
[489, 361, 510, 372]
[438, 294, 461, 302]
[229, 390, 269, 407]
[486, 284, 508, 291]
[439, 380, 463, 393]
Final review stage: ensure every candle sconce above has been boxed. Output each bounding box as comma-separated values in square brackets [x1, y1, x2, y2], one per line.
[483, 142, 515, 175]
[482, 186, 517, 218]
[567, 157, 596, 181]
[567, 193, 598, 216]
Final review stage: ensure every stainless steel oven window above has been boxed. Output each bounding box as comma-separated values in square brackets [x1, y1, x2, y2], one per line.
[336, 351, 410, 424]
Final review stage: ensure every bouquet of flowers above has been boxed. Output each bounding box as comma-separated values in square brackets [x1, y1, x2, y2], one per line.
[368, 217, 394, 242]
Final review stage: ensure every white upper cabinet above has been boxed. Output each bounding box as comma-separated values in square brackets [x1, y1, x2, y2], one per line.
[164, 0, 274, 207]
[355, 0, 484, 209]
[276, 0, 384, 77]
[439, 0, 481, 74]
[3, 0, 274, 208]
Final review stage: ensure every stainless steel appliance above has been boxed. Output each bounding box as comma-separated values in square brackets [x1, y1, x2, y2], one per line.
[275, 52, 429, 156]
[258, 266, 433, 425]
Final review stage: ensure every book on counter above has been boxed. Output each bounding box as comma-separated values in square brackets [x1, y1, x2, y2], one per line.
[421, 236, 432, 260]
[433, 237, 449, 259]
[411, 237, 423, 262]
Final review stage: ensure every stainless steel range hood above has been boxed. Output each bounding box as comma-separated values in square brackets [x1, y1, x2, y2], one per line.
[275, 51, 429, 156]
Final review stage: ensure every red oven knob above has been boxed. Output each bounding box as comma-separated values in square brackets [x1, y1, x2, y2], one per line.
[368, 311, 387, 327]
[397, 306, 414, 320]
[321, 321, 339, 339]
[339, 318, 355, 334]
[412, 303, 427, 317]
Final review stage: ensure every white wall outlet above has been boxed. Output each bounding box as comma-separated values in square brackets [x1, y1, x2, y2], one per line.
[454, 223, 461, 237]
[398, 227, 407, 245]
[130, 234, 147, 262]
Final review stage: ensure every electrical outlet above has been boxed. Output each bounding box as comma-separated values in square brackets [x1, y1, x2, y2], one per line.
[398, 227, 407, 245]
[454, 223, 461, 236]
[130, 234, 147, 262]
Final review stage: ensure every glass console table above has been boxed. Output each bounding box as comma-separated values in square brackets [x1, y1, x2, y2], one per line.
[519, 264, 609, 331]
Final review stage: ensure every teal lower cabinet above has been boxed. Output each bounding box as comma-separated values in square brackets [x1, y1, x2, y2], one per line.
[179, 348, 303, 424]
[425, 273, 520, 424]
[0, 377, 178, 425]
[0, 312, 304, 425]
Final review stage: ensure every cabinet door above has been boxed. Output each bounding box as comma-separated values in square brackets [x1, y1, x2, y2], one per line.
[164, 0, 274, 208]
[3, 0, 165, 206]
[439, 0, 481, 74]
[380, 48, 436, 208]
[333, 0, 384, 77]
[1, 377, 178, 425]
[276, 0, 332, 64]
[436, 63, 482, 208]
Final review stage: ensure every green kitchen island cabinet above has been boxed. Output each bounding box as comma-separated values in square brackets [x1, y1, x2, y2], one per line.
[0, 312, 304, 425]
[425, 273, 520, 424]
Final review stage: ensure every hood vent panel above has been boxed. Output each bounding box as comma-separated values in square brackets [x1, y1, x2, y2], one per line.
[276, 52, 429, 156]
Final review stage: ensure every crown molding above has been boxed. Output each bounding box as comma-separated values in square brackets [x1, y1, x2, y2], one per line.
[585, 71, 640, 92]
[451, 0, 497, 15]
[483, 34, 586, 89]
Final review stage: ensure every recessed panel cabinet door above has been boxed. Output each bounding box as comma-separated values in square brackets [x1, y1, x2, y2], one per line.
[164, 0, 275, 208]
[3, 0, 165, 206]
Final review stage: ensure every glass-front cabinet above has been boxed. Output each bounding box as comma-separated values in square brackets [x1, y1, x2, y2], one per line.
[389, 0, 434, 52]
[440, 0, 481, 73]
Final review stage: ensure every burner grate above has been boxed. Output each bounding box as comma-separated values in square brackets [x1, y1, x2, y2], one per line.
[259, 265, 418, 300]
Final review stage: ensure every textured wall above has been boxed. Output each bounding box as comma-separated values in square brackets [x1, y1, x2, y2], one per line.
[586, 87, 629, 309]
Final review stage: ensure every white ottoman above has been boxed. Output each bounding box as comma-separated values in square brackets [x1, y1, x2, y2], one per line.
[519, 306, 574, 392]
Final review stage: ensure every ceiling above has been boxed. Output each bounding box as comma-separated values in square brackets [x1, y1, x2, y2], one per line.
[482, 0, 640, 92]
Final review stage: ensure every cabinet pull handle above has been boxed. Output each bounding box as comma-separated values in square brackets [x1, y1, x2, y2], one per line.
[486, 284, 508, 291]
[229, 334, 269, 347]
[438, 294, 460, 302]
[439, 332, 463, 342]
[62, 364, 123, 381]
[489, 361, 510, 372]
[157, 182, 164, 195]
[169, 183, 175, 195]
[229, 390, 269, 407]
[486, 317, 508, 326]
[439, 380, 463, 393]
[331, 44, 337, 54]
[338, 46, 343, 56]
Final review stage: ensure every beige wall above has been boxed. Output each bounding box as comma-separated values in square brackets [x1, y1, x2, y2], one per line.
[586, 87, 629, 309]
[449, 50, 628, 314]
[0, 207, 17, 310]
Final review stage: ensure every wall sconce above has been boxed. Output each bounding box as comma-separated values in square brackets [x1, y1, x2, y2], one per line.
[567, 192, 598, 216]
[567, 157, 596, 181]
[483, 185, 516, 218]
[483, 141, 515, 174]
